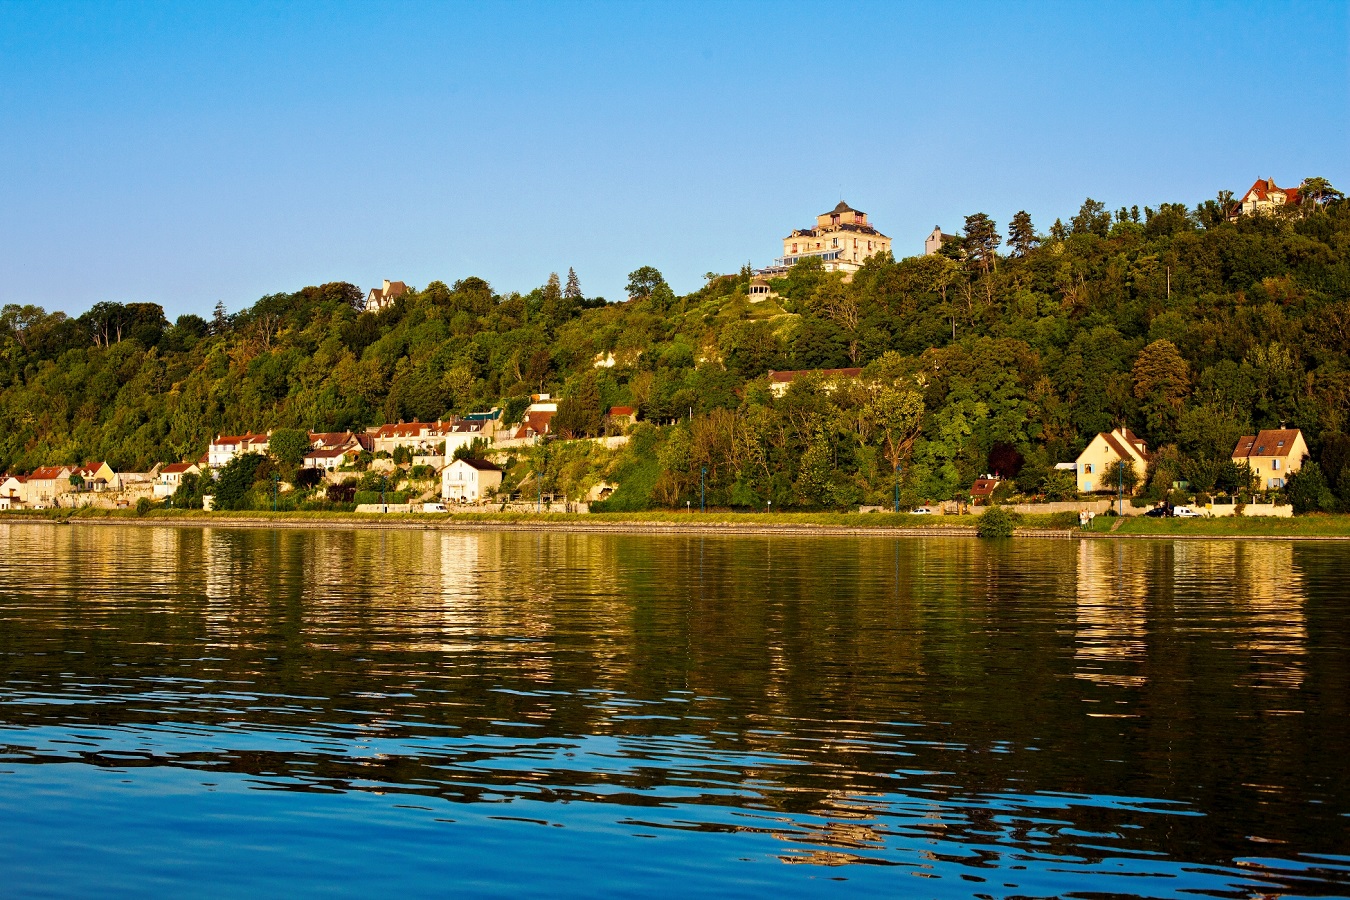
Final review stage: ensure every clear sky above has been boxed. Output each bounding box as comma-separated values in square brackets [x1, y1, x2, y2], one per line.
[1, 1, 1346, 320]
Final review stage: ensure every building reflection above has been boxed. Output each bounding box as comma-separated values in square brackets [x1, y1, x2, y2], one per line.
[1074, 540, 1149, 688]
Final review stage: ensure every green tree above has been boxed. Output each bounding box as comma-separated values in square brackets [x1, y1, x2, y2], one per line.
[1133, 339, 1190, 442]
[564, 267, 582, 300]
[214, 453, 264, 510]
[962, 213, 1001, 274]
[1102, 458, 1140, 495]
[625, 266, 667, 302]
[1287, 461, 1335, 513]
[1006, 210, 1038, 257]
[1300, 176, 1343, 209]
[268, 428, 309, 470]
[1070, 198, 1111, 237]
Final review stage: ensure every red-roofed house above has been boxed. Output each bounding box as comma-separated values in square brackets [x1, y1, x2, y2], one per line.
[366, 421, 444, 456]
[73, 461, 118, 492]
[514, 410, 555, 440]
[26, 465, 75, 507]
[303, 446, 356, 471]
[607, 406, 637, 428]
[0, 475, 27, 509]
[1075, 428, 1149, 494]
[1232, 428, 1307, 490]
[208, 432, 270, 468]
[767, 368, 862, 398]
[1231, 178, 1302, 219]
[969, 476, 1001, 505]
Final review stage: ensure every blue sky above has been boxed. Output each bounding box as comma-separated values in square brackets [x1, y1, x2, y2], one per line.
[1, 1, 1346, 320]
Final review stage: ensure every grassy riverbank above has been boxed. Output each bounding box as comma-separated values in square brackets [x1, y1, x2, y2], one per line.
[1102, 514, 1350, 537]
[4, 507, 1350, 537]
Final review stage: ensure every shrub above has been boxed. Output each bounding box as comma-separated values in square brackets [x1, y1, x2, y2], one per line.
[135, 497, 154, 516]
[976, 506, 1016, 538]
[353, 490, 408, 505]
[295, 467, 324, 489]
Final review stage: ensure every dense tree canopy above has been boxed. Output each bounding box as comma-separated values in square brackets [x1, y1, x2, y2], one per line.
[3, 188, 1350, 510]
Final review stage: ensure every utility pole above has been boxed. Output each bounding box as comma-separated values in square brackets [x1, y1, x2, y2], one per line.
[894, 462, 903, 513]
[700, 467, 706, 513]
[1118, 460, 1123, 516]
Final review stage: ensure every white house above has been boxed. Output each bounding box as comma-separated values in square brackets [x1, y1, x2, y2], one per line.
[208, 433, 269, 468]
[154, 462, 201, 499]
[441, 457, 503, 502]
[303, 446, 355, 471]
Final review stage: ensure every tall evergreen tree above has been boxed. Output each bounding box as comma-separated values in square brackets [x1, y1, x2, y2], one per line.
[564, 267, 582, 300]
[1006, 210, 1038, 257]
[962, 213, 1001, 274]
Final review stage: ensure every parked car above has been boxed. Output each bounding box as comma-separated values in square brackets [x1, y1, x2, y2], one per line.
[1173, 505, 1204, 518]
[910, 507, 934, 515]
[1143, 506, 1169, 517]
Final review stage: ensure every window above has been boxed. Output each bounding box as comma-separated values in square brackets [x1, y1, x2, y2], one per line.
[832, 238, 838, 248]
[791, 243, 797, 253]
[1272, 459, 1280, 470]
[1084, 463, 1093, 474]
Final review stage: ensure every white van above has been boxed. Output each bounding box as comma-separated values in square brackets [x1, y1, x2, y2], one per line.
[421, 502, 448, 513]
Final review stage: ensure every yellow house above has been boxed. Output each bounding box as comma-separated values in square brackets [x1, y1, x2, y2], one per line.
[1075, 428, 1149, 494]
[1231, 428, 1307, 491]
[773, 202, 892, 278]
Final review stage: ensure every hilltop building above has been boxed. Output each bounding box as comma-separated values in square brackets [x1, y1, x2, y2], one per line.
[1230, 179, 1301, 220]
[924, 226, 959, 256]
[758, 202, 891, 280]
[365, 279, 409, 312]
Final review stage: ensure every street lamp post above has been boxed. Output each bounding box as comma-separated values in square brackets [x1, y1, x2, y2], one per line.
[700, 467, 706, 513]
[894, 461, 904, 513]
[272, 473, 279, 511]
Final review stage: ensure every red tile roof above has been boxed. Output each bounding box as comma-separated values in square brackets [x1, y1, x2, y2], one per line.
[1232, 429, 1302, 459]
[970, 477, 1001, 498]
[28, 465, 72, 480]
[1241, 178, 1301, 206]
[514, 410, 554, 439]
[368, 422, 438, 439]
[608, 406, 635, 417]
[160, 462, 196, 474]
[212, 432, 268, 446]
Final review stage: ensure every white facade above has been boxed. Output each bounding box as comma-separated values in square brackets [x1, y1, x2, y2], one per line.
[441, 458, 503, 502]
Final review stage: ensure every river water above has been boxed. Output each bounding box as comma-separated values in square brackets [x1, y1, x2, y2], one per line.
[0, 523, 1346, 897]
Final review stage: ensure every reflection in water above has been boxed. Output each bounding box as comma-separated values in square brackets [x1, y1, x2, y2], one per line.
[0, 524, 1346, 898]
[1075, 540, 1150, 688]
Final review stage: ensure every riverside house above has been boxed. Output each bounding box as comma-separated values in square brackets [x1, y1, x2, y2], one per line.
[1232, 429, 1307, 490]
[73, 461, 119, 493]
[1075, 429, 1149, 494]
[441, 457, 503, 502]
[154, 462, 200, 499]
[0, 475, 27, 509]
[26, 465, 75, 507]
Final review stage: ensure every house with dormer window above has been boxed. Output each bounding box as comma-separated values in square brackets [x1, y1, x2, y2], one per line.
[1231, 429, 1307, 490]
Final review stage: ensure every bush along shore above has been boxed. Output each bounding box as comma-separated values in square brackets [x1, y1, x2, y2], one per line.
[4, 506, 1350, 539]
